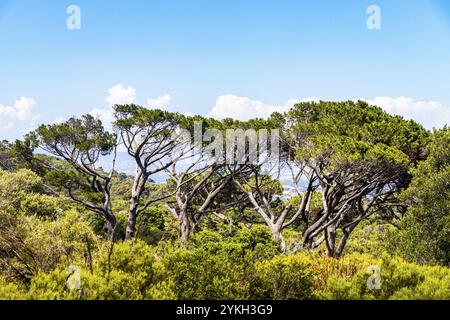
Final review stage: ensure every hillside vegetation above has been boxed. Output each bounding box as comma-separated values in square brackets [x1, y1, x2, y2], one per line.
[0, 101, 449, 300]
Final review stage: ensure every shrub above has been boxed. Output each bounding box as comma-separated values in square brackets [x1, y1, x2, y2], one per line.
[320, 254, 450, 300]
[159, 247, 250, 300]
[25, 240, 157, 300]
[252, 254, 316, 300]
[0, 277, 25, 300]
[0, 210, 99, 282]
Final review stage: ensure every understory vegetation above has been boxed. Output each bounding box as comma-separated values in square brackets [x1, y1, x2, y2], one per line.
[0, 101, 449, 300]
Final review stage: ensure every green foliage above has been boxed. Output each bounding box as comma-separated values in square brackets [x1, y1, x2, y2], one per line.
[252, 254, 316, 299]
[24, 240, 157, 300]
[0, 169, 69, 219]
[344, 221, 394, 256]
[0, 103, 449, 300]
[1, 235, 449, 300]
[0, 140, 15, 171]
[155, 227, 280, 300]
[388, 128, 450, 266]
[33, 115, 116, 156]
[286, 100, 427, 169]
[113, 104, 183, 132]
[321, 255, 450, 300]
[135, 206, 168, 245]
[0, 209, 99, 282]
[290, 102, 415, 177]
[159, 247, 249, 299]
[0, 277, 25, 300]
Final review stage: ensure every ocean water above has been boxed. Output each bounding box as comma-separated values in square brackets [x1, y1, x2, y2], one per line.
[97, 151, 302, 196]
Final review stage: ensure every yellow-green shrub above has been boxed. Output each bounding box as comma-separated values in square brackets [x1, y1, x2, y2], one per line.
[25, 240, 157, 300]
[320, 254, 450, 300]
[0, 277, 26, 300]
[252, 254, 316, 300]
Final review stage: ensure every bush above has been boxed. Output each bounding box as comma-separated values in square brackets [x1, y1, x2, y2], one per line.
[0, 277, 25, 300]
[252, 254, 316, 300]
[2, 217, 450, 300]
[159, 247, 250, 300]
[0, 210, 99, 282]
[135, 207, 168, 245]
[147, 227, 280, 300]
[387, 128, 450, 266]
[25, 240, 157, 300]
[0, 169, 68, 219]
[320, 255, 450, 300]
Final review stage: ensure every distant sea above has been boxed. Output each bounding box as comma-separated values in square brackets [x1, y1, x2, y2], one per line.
[99, 151, 300, 196]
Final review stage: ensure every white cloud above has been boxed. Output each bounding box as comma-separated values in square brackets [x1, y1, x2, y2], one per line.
[0, 97, 39, 136]
[146, 94, 172, 109]
[90, 84, 137, 128]
[0, 97, 36, 120]
[50, 117, 67, 125]
[286, 97, 320, 105]
[207, 94, 449, 129]
[105, 84, 137, 105]
[367, 96, 450, 129]
[207, 95, 318, 120]
[90, 106, 116, 129]
[90, 84, 173, 129]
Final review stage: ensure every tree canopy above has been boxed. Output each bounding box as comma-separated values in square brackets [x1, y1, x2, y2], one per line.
[1, 100, 448, 300]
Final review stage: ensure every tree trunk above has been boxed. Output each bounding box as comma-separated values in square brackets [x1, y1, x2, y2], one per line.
[325, 227, 337, 258]
[103, 190, 118, 242]
[105, 214, 117, 242]
[180, 209, 190, 247]
[335, 233, 349, 259]
[335, 225, 356, 258]
[125, 193, 139, 240]
[125, 208, 137, 240]
[272, 229, 287, 253]
[125, 173, 147, 240]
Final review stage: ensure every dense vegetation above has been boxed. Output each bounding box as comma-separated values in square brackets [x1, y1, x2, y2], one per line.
[0, 101, 449, 300]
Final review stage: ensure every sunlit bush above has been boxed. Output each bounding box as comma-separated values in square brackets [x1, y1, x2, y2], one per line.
[320, 254, 450, 300]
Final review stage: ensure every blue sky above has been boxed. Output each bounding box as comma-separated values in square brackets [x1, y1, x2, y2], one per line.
[1, 0, 450, 139]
